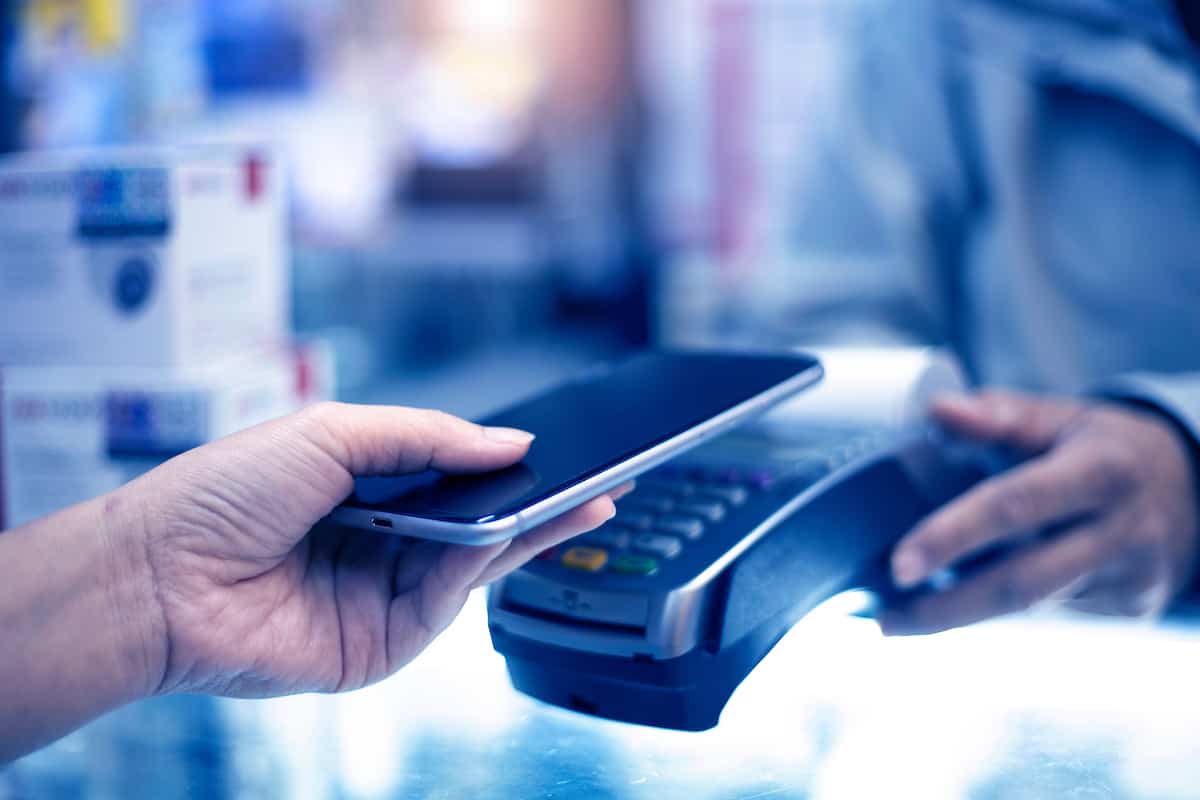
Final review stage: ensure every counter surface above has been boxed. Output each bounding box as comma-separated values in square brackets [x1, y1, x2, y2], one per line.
[7, 597, 1200, 800]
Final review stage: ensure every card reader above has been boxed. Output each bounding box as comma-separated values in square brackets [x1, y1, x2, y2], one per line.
[487, 424, 995, 731]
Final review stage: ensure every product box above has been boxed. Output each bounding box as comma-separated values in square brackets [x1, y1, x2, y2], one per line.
[0, 144, 289, 367]
[0, 343, 334, 530]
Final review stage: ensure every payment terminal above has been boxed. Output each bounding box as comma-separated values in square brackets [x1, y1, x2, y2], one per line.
[487, 349, 993, 730]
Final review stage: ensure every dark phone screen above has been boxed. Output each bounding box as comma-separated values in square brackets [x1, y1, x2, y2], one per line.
[346, 352, 819, 524]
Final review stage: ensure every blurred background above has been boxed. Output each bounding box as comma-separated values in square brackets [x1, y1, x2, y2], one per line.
[0, 0, 856, 397]
[3, 0, 1200, 798]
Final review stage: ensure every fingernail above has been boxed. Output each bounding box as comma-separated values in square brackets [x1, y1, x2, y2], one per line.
[483, 426, 535, 446]
[892, 549, 927, 589]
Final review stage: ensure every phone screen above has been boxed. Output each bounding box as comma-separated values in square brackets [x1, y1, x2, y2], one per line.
[346, 352, 819, 524]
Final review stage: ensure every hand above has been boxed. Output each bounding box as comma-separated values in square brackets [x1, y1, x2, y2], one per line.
[881, 391, 1200, 635]
[120, 403, 619, 697]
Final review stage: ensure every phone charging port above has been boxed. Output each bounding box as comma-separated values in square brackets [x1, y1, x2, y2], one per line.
[371, 517, 394, 530]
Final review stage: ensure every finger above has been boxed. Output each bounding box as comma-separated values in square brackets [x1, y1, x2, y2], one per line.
[1062, 572, 1167, 618]
[609, 481, 636, 502]
[932, 391, 1086, 454]
[431, 540, 511, 593]
[470, 495, 617, 588]
[294, 402, 536, 478]
[1062, 592, 1162, 618]
[391, 537, 511, 597]
[392, 539, 449, 594]
[891, 441, 1124, 588]
[398, 488, 626, 593]
[881, 521, 1117, 636]
[325, 529, 409, 690]
[386, 540, 509, 668]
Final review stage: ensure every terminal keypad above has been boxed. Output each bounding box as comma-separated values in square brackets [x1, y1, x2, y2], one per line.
[543, 427, 892, 584]
[560, 464, 801, 577]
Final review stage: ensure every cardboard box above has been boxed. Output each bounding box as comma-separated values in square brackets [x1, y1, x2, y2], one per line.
[0, 344, 334, 530]
[0, 144, 289, 367]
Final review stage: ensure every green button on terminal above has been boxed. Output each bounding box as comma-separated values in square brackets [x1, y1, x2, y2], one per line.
[610, 554, 660, 576]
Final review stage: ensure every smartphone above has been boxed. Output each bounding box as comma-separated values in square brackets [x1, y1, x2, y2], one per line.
[330, 350, 822, 545]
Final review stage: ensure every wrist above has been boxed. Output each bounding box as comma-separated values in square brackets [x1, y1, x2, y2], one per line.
[96, 482, 170, 699]
[0, 487, 168, 761]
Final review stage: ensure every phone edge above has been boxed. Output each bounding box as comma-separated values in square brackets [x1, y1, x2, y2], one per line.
[331, 356, 824, 546]
[513, 361, 824, 533]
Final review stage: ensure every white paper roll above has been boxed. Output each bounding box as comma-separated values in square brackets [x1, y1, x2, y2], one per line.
[759, 347, 968, 432]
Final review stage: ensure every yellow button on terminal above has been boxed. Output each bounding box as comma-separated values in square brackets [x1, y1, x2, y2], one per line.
[561, 547, 609, 573]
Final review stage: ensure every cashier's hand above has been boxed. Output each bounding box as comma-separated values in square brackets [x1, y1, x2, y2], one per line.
[880, 391, 1200, 636]
[123, 403, 619, 697]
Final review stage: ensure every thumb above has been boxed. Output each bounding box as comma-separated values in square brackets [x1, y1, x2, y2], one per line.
[292, 402, 535, 478]
[133, 403, 534, 570]
[931, 390, 1085, 454]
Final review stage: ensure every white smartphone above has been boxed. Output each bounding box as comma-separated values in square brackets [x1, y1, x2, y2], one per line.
[329, 350, 823, 545]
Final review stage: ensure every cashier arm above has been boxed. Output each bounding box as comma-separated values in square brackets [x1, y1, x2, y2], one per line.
[743, 8, 1200, 632]
[0, 404, 618, 764]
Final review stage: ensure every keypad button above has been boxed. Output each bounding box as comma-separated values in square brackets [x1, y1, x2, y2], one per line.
[631, 533, 683, 560]
[749, 470, 777, 490]
[716, 467, 744, 484]
[610, 553, 660, 576]
[795, 456, 835, 475]
[585, 528, 631, 550]
[561, 547, 609, 572]
[699, 486, 748, 506]
[625, 494, 675, 514]
[614, 511, 655, 531]
[655, 516, 705, 541]
[676, 501, 726, 523]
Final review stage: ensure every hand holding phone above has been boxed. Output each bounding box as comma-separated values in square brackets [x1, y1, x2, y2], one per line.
[0, 399, 629, 763]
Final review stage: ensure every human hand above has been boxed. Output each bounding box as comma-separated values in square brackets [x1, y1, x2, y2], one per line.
[881, 391, 1200, 635]
[118, 403, 620, 697]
